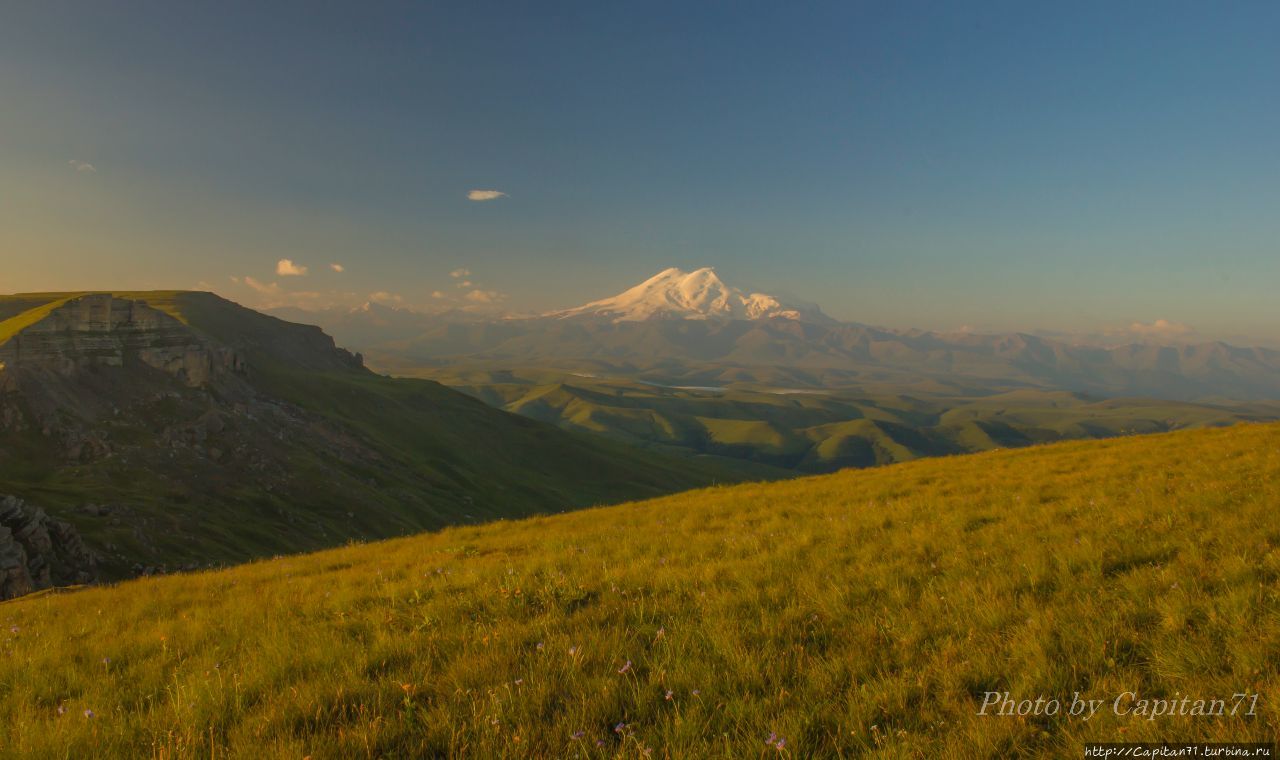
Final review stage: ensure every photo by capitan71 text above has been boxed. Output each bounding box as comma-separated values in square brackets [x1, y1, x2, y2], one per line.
[977, 692, 1262, 721]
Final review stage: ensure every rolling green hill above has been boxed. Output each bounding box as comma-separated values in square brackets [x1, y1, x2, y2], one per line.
[406, 367, 1280, 471]
[0, 292, 752, 583]
[2, 422, 1277, 756]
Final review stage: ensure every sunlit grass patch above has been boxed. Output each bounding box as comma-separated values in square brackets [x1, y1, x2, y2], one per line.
[2, 422, 1279, 756]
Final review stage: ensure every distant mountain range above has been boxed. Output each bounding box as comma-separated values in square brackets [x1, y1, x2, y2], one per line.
[273, 268, 1280, 402]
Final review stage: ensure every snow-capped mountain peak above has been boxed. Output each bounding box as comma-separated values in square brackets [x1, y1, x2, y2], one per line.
[551, 267, 831, 323]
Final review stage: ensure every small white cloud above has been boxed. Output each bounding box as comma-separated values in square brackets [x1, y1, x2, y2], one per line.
[68, 160, 96, 174]
[330, 263, 345, 273]
[229, 276, 242, 284]
[449, 268, 471, 278]
[465, 289, 506, 304]
[467, 190, 507, 201]
[431, 291, 447, 299]
[277, 259, 308, 276]
[455, 280, 473, 288]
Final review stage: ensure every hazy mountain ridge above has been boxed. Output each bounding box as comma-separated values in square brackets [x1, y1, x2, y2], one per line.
[273, 269, 1280, 402]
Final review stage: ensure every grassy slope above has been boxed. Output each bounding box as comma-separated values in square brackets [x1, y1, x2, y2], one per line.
[0, 297, 77, 343]
[3, 423, 1278, 757]
[0, 292, 191, 330]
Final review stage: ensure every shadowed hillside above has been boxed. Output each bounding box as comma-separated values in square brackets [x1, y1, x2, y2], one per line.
[0, 292, 754, 586]
[2, 422, 1277, 756]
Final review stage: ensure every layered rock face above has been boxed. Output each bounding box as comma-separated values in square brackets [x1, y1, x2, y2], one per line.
[0, 294, 243, 386]
[0, 292, 398, 596]
[0, 495, 97, 600]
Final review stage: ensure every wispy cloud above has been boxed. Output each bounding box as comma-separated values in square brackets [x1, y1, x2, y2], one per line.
[465, 289, 506, 304]
[1124, 318, 1194, 339]
[1076, 318, 1199, 346]
[450, 268, 471, 278]
[243, 276, 281, 295]
[467, 190, 506, 201]
[330, 263, 345, 273]
[455, 280, 473, 288]
[68, 160, 96, 174]
[233, 278, 365, 311]
[277, 259, 308, 276]
[431, 291, 447, 299]
[368, 291, 404, 305]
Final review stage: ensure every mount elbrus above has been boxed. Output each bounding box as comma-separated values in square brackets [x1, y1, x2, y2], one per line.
[278, 267, 1280, 401]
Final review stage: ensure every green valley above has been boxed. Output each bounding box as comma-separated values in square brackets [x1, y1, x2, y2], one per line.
[404, 366, 1280, 472]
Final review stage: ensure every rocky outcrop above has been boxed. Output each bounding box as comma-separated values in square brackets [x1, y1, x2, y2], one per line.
[0, 294, 243, 386]
[0, 495, 97, 600]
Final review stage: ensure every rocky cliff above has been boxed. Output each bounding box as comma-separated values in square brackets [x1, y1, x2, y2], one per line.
[0, 290, 725, 600]
[0, 294, 243, 385]
[0, 293, 388, 589]
[0, 495, 97, 600]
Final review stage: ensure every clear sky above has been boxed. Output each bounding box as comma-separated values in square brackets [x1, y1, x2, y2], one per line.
[2, 1, 1277, 341]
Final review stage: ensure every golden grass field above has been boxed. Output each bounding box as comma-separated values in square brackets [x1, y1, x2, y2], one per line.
[3, 422, 1279, 758]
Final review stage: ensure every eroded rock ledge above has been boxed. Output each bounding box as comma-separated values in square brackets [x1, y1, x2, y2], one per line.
[0, 495, 97, 601]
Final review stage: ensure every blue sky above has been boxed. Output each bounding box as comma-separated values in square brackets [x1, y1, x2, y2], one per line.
[2, 1, 1278, 340]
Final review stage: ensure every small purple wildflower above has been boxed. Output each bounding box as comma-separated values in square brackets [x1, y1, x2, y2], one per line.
[692, 689, 701, 696]
[56, 704, 66, 716]
[614, 722, 627, 734]
[8, 626, 17, 634]
[617, 660, 632, 674]
[571, 730, 585, 740]
[83, 709, 96, 719]
[536, 641, 545, 651]
[596, 739, 606, 747]
[665, 690, 674, 701]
